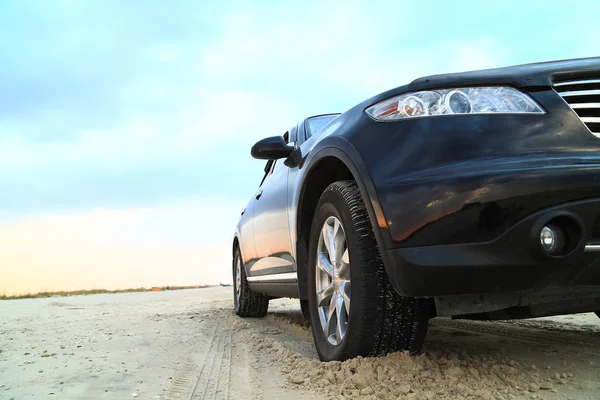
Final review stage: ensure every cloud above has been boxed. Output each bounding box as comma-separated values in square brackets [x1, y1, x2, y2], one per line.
[0, 197, 239, 295]
[7, 0, 594, 215]
[1, 0, 600, 293]
[1, 1, 598, 215]
[0, 89, 299, 167]
[0, 195, 240, 249]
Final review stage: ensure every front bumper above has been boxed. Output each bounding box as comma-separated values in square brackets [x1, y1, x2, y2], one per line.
[385, 197, 600, 297]
[347, 87, 600, 297]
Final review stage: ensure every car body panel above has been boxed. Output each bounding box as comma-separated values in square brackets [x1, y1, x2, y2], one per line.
[407, 56, 600, 91]
[287, 134, 350, 254]
[236, 197, 257, 268]
[349, 88, 600, 248]
[251, 158, 295, 276]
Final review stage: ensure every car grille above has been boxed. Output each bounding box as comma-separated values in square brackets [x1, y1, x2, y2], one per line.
[554, 77, 600, 137]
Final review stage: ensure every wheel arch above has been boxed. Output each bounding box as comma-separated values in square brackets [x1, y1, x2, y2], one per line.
[295, 144, 391, 301]
[232, 235, 240, 255]
[232, 233, 246, 269]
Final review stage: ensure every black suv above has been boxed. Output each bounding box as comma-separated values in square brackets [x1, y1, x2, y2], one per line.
[233, 57, 600, 362]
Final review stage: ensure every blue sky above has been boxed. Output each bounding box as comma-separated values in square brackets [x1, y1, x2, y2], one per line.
[1, 0, 600, 293]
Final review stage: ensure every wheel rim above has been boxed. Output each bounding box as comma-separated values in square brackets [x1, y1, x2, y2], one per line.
[315, 216, 350, 346]
[235, 256, 242, 306]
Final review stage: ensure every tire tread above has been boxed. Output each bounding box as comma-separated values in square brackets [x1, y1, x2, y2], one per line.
[235, 249, 269, 318]
[324, 180, 430, 357]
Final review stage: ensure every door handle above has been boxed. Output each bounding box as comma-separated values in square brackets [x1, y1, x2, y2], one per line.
[255, 189, 263, 200]
[241, 208, 246, 216]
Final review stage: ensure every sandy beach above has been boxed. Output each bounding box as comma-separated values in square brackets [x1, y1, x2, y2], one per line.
[1, 286, 600, 399]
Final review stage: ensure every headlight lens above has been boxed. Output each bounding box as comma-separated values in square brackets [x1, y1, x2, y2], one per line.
[365, 87, 545, 121]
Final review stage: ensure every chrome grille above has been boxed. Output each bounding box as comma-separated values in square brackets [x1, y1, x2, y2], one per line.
[554, 78, 600, 137]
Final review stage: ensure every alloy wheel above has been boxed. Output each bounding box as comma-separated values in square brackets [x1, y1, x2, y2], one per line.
[315, 216, 351, 346]
[235, 257, 242, 306]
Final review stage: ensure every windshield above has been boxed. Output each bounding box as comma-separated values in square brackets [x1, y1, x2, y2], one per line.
[306, 115, 339, 138]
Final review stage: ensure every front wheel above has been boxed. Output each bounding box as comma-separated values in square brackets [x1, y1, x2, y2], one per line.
[300, 300, 311, 325]
[233, 247, 269, 317]
[307, 180, 432, 361]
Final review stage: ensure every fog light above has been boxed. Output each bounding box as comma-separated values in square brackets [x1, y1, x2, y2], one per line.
[540, 225, 565, 255]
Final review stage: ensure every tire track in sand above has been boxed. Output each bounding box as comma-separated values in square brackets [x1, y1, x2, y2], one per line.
[163, 315, 235, 400]
[167, 308, 314, 400]
[195, 326, 232, 400]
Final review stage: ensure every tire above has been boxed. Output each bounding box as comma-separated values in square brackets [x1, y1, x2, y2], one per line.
[307, 180, 432, 361]
[233, 247, 269, 317]
[300, 300, 311, 325]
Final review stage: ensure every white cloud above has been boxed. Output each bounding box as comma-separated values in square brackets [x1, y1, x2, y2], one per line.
[7, 0, 600, 295]
[0, 196, 241, 295]
[446, 38, 503, 73]
[0, 88, 300, 169]
[201, 3, 505, 98]
[0, 195, 241, 249]
[0, 1, 508, 174]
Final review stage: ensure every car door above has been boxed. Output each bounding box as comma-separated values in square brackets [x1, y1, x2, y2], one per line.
[249, 128, 296, 278]
[237, 195, 257, 267]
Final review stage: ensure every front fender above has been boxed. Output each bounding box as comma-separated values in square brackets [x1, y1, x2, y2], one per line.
[288, 134, 400, 297]
[301, 142, 393, 250]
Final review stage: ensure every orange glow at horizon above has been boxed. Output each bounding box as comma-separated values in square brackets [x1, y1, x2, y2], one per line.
[0, 202, 237, 297]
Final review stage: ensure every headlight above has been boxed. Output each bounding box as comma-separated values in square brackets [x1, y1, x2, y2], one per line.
[365, 87, 545, 121]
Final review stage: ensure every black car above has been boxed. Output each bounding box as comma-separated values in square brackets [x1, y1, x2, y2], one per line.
[232, 56, 600, 362]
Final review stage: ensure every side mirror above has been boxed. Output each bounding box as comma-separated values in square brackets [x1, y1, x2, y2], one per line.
[251, 136, 294, 160]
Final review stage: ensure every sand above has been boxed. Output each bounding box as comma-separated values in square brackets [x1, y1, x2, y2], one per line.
[1, 287, 599, 399]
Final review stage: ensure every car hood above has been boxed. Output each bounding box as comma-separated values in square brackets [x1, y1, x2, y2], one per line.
[407, 56, 600, 91]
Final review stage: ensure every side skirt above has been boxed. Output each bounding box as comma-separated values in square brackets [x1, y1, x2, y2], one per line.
[247, 272, 300, 298]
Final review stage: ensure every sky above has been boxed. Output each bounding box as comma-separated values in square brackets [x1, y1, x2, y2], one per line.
[1, 0, 599, 295]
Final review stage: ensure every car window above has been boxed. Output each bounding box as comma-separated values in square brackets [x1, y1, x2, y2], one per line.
[289, 126, 297, 146]
[305, 115, 339, 139]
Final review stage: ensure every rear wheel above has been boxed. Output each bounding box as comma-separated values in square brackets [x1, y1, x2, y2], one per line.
[233, 247, 269, 317]
[307, 180, 432, 361]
